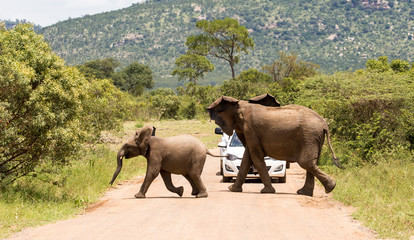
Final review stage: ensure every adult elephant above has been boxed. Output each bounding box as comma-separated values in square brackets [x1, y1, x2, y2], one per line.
[207, 94, 343, 196]
[110, 126, 219, 198]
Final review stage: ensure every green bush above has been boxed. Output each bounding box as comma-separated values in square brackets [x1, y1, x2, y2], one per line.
[0, 24, 132, 183]
[0, 24, 88, 182]
[298, 69, 414, 165]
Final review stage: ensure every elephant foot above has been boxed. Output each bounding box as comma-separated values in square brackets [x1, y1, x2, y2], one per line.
[196, 192, 208, 198]
[134, 192, 146, 198]
[228, 184, 242, 192]
[324, 180, 336, 194]
[191, 189, 199, 196]
[176, 186, 184, 197]
[260, 186, 276, 194]
[297, 188, 313, 197]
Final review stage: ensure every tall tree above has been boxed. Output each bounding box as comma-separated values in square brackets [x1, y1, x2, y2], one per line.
[186, 18, 254, 79]
[113, 62, 154, 96]
[171, 53, 214, 85]
[0, 24, 88, 182]
[262, 51, 320, 84]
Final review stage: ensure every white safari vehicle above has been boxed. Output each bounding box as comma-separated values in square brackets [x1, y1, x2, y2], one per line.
[215, 128, 287, 183]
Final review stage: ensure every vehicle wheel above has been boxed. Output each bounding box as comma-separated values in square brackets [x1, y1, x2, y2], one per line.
[222, 176, 232, 182]
[220, 160, 223, 175]
[286, 162, 290, 169]
[278, 174, 287, 183]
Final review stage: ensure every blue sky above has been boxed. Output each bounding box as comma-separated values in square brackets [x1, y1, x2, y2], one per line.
[0, 0, 144, 27]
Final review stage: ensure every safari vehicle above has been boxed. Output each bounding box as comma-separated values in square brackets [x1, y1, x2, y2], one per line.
[215, 128, 287, 183]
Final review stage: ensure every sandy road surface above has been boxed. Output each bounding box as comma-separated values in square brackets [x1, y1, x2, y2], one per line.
[7, 149, 377, 240]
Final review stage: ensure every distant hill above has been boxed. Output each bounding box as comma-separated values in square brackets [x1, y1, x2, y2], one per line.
[1, 19, 42, 31]
[39, 0, 414, 88]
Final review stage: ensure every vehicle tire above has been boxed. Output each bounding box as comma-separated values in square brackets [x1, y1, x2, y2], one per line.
[278, 174, 287, 183]
[220, 160, 223, 175]
[286, 162, 290, 169]
[222, 176, 232, 182]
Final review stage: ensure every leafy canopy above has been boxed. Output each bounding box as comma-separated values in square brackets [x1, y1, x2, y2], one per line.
[0, 24, 88, 182]
[186, 17, 254, 78]
[0, 24, 131, 183]
[171, 53, 214, 85]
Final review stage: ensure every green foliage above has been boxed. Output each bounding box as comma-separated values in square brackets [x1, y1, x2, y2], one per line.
[298, 66, 414, 165]
[171, 53, 214, 85]
[113, 62, 154, 96]
[268, 77, 302, 105]
[186, 17, 254, 78]
[220, 68, 270, 100]
[149, 88, 181, 119]
[263, 51, 320, 83]
[82, 78, 133, 137]
[0, 25, 131, 183]
[0, 24, 88, 182]
[76, 57, 120, 79]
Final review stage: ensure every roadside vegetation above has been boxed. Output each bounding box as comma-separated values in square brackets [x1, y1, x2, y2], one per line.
[1, 21, 413, 239]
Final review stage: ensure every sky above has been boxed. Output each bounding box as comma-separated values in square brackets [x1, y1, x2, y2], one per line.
[0, 0, 145, 27]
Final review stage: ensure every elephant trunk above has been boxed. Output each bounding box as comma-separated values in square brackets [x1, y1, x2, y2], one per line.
[109, 150, 124, 185]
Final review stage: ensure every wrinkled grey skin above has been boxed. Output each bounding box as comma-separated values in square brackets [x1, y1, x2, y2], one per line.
[207, 94, 343, 197]
[110, 126, 212, 198]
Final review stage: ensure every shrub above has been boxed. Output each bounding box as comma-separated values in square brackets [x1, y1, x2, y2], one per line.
[0, 24, 90, 182]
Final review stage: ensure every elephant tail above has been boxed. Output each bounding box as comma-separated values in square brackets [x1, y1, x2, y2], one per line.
[206, 148, 228, 158]
[324, 129, 345, 169]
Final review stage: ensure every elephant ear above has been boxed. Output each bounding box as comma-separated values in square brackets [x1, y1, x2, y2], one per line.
[134, 126, 153, 156]
[248, 93, 280, 107]
[207, 96, 239, 136]
[207, 96, 239, 123]
[207, 96, 239, 112]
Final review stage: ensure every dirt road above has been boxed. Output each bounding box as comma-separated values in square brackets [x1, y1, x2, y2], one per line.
[8, 149, 377, 240]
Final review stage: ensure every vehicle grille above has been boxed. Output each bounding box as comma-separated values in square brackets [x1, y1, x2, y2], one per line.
[236, 166, 272, 173]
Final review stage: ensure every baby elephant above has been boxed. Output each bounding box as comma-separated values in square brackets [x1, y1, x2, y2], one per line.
[110, 126, 216, 198]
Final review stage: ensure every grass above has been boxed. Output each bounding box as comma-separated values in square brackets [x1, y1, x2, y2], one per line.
[323, 160, 414, 239]
[0, 144, 146, 239]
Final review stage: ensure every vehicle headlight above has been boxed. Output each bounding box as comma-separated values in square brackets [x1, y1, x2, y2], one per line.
[274, 164, 284, 172]
[227, 154, 239, 161]
[225, 164, 234, 172]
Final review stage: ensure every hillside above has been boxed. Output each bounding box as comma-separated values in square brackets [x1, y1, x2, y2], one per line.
[39, 0, 414, 88]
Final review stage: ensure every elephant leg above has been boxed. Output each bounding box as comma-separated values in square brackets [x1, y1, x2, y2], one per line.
[184, 175, 199, 196]
[188, 174, 208, 198]
[160, 170, 184, 197]
[298, 158, 336, 196]
[248, 147, 275, 194]
[229, 149, 253, 192]
[135, 163, 160, 198]
[297, 171, 315, 196]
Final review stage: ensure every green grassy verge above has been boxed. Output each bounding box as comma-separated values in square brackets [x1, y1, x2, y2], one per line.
[323, 160, 414, 239]
[0, 145, 146, 239]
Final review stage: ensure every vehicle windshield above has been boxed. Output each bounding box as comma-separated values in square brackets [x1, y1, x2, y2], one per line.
[229, 133, 244, 147]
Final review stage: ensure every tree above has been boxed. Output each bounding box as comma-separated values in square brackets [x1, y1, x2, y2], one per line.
[0, 24, 88, 182]
[171, 53, 214, 85]
[113, 62, 154, 96]
[262, 51, 320, 84]
[366, 56, 391, 72]
[77, 58, 120, 79]
[0, 24, 130, 183]
[220, 68, 271, 100]
[186, 18, 254, 79]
